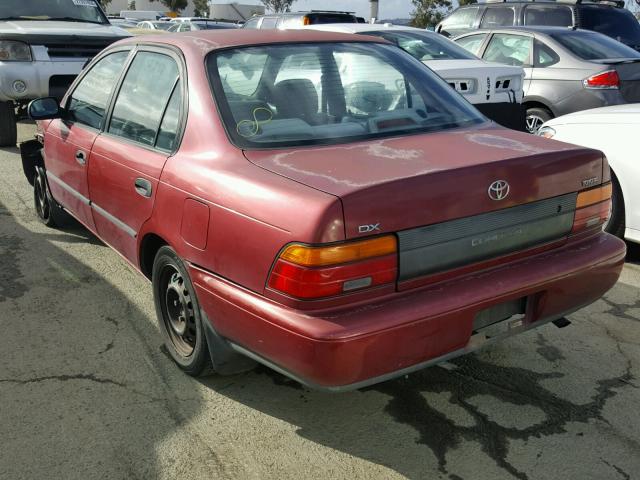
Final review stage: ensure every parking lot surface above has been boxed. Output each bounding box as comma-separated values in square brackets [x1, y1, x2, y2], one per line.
[1, 123, 639, 480]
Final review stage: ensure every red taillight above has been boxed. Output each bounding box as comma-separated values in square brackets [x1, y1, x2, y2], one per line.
[584, 70, 620, 89]
[572, 183, 612, 234]
[268, 236, 398, 299]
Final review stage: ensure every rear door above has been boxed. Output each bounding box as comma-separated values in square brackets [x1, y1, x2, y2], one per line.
[44, 49, 131, 231]
[481, 32, 533, 94]
[87, 47, 185, 263]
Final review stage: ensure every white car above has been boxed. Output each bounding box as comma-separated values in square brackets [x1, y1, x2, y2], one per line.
[135, 21, 173, 31]
[295, 24, 525, 130]
[538, 104, 640, 243]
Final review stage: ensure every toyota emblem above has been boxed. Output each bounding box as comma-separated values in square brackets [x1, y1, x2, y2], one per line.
[488, 180, 510, 201]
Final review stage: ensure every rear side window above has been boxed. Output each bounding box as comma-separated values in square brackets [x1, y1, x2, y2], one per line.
[480, 7, 515, 28]
[534, 40, 560, 67]
[66, 51, 129, 129]
[550, 31, 640, 60]
[156, 81, 183, 151]
[109, 52, 180, 147]
[578, 6, 640, 46]
[524, 6, 573, 27]
[455, 33, 487, 56]
[483, 34, 532, 66]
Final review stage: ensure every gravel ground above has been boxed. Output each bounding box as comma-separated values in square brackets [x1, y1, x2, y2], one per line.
[1, 123, 639, 480]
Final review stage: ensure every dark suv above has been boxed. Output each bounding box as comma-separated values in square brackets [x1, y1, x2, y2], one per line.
[436, 0, 640, 51]
[243, 11, 360, 29]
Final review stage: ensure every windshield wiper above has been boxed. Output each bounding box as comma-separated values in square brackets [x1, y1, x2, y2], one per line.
[47, 17, 106, 25]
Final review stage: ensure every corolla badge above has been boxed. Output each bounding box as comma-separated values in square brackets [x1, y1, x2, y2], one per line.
[488, 180, 510, 201]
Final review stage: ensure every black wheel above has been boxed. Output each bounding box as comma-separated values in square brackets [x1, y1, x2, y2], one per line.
[0, 101, 17, 147]
[525, 107, 553, 134]
[33, 166, 69, 227]
[604, 174, 625, 239]
[152, 246, 213, 377]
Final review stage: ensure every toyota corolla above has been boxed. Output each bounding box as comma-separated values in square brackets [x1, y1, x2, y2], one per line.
[21, 30, 626, 391]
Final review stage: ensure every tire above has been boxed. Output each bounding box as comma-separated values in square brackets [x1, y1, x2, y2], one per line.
[605, 174, 625, 239]
[152, 246, 214, 377]
[525, 107, 553, 134]
[0, 101, 17, 147]
[33, 166, 69, 227]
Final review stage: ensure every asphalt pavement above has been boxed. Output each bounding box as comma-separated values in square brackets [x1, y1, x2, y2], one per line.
[1, 123, 639, 480]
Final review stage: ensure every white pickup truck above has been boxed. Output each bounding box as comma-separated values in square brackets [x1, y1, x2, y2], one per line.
[0, 0, 129, 146]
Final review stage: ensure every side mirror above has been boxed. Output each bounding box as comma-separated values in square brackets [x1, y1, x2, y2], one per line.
[28, 97, 61, 120]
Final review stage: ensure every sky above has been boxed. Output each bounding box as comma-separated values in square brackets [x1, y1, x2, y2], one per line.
[219, 0, 415, 19]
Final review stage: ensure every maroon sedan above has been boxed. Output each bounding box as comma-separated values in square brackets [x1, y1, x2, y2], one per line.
[22, 30, 625, 391]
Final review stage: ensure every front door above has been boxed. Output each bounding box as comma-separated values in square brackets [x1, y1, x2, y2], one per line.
[45, 50, 131, 231]
[87, 49, 183, 263]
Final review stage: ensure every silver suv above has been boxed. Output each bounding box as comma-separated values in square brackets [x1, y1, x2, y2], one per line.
[0, 0, 129, 146]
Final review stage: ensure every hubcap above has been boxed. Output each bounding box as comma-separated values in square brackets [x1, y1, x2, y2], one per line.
[161, 268, 197, 357]
[526, 115, 545, 134]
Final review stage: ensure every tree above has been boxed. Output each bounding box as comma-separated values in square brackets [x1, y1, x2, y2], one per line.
[149, 0, 188, 13]
[260, 0, 296, 13]
[409, 0, 452, 29]
[193, 0, 209, 17]
[128, 0, 136, 10]
[458, 0, 477, 5]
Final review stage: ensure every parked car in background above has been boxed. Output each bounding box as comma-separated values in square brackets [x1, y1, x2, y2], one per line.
[22, 30, 625, 390]
[136, 21, 174, 31]
[168, 20, 237, 32]
[300, 23, 525, 130]
[454, 27, 640, 133]
[538, 104, 640, 243]
[436, 0, 640, 51]
[243, 10, 358, 29]
[119, 10, 165, 21]
[0, 0, 129, 146]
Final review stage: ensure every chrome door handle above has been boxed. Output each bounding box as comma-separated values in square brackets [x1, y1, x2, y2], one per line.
[134, 178, 152, 198]
[75, 150, 86, 165]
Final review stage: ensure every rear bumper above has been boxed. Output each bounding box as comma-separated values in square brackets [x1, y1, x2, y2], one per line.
[474, 102, 525, 131]
[191, 233, 626, 391]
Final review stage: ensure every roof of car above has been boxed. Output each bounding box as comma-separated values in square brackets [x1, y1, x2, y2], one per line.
[116, 29, 389, 52]
[298, 23, 429, 34]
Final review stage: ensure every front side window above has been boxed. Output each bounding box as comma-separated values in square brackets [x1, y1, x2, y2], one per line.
[371, 31, 477, 61]
[208, 42, 485, 148]
[550, 30, 640, 60]
[0, 0, 108, 23]
[524, 6, 573, 27]
[480, 7, 515, 28]
[109, 52, 180, 147]
[455, 33, 488, 56]
[66, 51, 129, 129]
[483, 34, 532, 66]
[260, 17, 278, 29]
[243, 17, 260, 29]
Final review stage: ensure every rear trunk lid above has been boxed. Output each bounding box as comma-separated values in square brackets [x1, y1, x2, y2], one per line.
[594, 58, 640, 102]
[244, 126, 604, 280]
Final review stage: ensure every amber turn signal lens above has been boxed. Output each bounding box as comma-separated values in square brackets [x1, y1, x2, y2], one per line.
[576, 183, 612, 209]
[280, 236, 397, 267]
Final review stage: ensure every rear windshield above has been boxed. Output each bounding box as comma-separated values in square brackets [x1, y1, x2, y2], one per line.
[579, 6, 640, 47]
[208, 42, 485, 149]
[550, 30, 640, 60]
[0, 0, 108, 24]
[366, 30, 478, 61]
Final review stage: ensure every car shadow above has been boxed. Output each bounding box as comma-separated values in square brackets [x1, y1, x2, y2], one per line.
[626, 241, 640, 265]
[0, 197, 210, 479]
